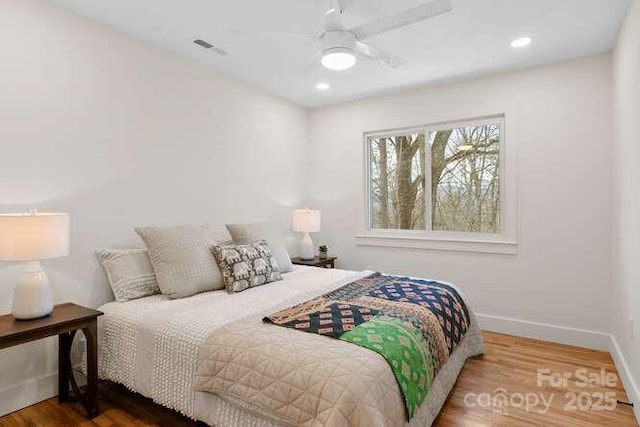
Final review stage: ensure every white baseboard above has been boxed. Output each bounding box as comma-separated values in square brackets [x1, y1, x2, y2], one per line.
[476, 313, 611, 350]
[0, 372, 58, 417]
[609, 335, 639, 421]
[476, 313, 639, 423]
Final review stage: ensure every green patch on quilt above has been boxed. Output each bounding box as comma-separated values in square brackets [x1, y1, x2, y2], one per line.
[264, 273, 473, 420]
[340, 316, 434, 419]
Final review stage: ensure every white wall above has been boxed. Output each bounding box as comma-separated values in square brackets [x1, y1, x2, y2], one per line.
[308, 55, 613, 346]
[0, 0, 631, 418]
[0, 0, 308, 415]
[612, 0, 640, 415]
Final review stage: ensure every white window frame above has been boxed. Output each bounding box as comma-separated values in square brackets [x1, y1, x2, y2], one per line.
[357, 114, 517, 255]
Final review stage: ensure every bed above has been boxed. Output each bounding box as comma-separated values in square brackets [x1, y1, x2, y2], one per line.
[96, 266, 484, 426]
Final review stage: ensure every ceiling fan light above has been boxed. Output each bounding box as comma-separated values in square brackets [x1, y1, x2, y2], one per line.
[321, 47, 356, 71]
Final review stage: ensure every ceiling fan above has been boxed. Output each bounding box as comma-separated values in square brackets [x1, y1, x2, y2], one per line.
[314, 0, 453, 71]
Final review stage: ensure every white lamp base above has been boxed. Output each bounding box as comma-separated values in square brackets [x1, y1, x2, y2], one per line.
[299, 232, 315, 260]
[12, 261, 54, 320]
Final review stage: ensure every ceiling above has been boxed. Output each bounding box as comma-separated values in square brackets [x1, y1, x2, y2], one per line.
[49, 0, 631, 108]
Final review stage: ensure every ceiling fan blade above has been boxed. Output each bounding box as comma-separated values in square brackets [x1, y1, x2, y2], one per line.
[350, 0, 452, 40]
[355, 40, 407, 68]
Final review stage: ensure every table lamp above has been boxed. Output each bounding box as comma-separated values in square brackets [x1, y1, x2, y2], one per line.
[292, 209, 320, 260]
[0, 211, 70, 319]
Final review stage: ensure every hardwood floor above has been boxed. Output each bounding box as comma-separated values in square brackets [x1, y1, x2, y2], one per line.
[434, 332, 637, 426]
[1, 331, 637, 426]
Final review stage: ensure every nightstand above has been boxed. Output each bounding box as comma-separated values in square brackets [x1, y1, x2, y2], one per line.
[291, 256, 337, 268]
[0, 303, 103, 418]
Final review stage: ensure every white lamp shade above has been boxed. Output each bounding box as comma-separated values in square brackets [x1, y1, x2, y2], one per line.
[292, 209, 321, 233]
[0, 213, 70, 261]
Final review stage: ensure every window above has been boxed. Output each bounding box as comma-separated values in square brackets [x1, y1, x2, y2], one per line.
[360, 116, 516, 254]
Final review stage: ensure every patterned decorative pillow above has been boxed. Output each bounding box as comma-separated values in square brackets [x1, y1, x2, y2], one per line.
[211, 240, 282, 293]
[96, 248, 160, 302]
[226, 222, 293, 273]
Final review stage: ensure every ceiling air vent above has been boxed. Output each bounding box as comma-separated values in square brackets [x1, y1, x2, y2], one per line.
[193, 39, 228, 56]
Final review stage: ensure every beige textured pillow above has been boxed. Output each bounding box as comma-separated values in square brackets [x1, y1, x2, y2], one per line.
[226, 222, 293, 273]
[135, 225, 224, 298]
[96, 248, 160, 302]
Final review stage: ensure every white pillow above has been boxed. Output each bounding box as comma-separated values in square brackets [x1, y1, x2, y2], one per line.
[96, 248, 160, 302]
[135, 225, 224, 299]
[226, 222, 293, 273]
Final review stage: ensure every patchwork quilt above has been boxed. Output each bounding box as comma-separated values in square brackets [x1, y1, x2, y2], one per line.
[194, 272, 481, 427]
[264, 273, 471, 420]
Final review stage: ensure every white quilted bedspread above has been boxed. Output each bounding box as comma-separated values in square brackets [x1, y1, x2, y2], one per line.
[98, 266, 369, 417]
[195, 312, 406, 426]
[194, 275, 484, 427]
[98, 266, 483, 425]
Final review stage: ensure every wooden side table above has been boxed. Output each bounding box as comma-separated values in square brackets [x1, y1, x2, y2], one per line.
[0, 303, 103, 418]
[291, 256, 337, 268]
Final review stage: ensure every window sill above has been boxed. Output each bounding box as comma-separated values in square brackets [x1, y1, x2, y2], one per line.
[355, 234, 518, 255]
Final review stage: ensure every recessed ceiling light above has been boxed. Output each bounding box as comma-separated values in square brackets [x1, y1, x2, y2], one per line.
[511, 36, 533, 48]
[321, 47, 357, 71]
[316, 82, 330, 91]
